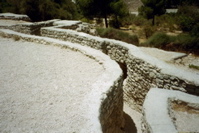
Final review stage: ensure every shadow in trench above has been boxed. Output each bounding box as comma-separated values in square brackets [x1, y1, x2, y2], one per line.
[123, 112, 137, 133]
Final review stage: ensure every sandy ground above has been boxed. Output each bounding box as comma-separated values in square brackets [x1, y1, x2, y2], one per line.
[0, 37, 104, 132]
[124, 103, 142, 133]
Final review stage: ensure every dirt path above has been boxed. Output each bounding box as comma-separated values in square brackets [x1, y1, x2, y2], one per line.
[0, 37, 104, 132]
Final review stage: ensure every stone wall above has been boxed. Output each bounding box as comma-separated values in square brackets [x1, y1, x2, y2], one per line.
[41, 26, 199, 111]
[0, 13, 31, 21]
[0, 20, 58, 35]
[142, 88, 199, 133]
[0, 29, 124, 133]
[1, 19, 199, 132]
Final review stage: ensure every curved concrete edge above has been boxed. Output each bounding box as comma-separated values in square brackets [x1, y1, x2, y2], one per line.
[142, 88, 199, 133]
[0, 29, 123, 133]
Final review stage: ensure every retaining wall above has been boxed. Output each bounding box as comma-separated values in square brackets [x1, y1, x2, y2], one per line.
[0, 20, 58, 35]
[0, 29, 124, 133]
[0, 13, 30, 21]
[41, 26, 199, 111]
[142, 88, 199, 133]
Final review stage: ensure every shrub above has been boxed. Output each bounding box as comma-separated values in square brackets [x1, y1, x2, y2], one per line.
[143, 25, 156, 38]
[120, 14, 136, 27]
[191, 23, 199, 37]
[175, 34, 199, 54]
[142, 31, 199, 55]
[81, 18, 93, 24]
[143, 32, 174, 48]
[109, 18, 121, 28]
[177, 6, 199, 32]
[189, 64, 199, 70]
[96, 28, 139, 45]
[155, 14, 179, 31]
[132, 16, 149, 26]
[178, 15, 195, 32]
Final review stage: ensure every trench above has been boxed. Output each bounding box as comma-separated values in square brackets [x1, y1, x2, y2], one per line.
[117, 62, 139, 133]
[36, 25, 141, 132]
[2, 18, 199, 133]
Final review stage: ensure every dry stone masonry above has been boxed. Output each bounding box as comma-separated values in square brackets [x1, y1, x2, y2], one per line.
[41, 23, 199, 111]
[0, 15, 199, 132]
[142, 88, 199, 133]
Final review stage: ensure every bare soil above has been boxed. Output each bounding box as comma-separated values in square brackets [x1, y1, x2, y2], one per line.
[171, 103, 199, 132]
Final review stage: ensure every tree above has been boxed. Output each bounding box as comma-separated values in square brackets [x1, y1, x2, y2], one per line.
[0, 0, 79, 21]
[0, 0, 21, 13]
[139, 0, 166, 25]
[20, 0, 42, 21]
[165, 0, 181, 8]
[76, 0, 128, 28]
[110, 0, 129, 28]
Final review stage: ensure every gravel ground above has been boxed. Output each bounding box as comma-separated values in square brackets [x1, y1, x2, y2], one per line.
[0, 37, 104, 132]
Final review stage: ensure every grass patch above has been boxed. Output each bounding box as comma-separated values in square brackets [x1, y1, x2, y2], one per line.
[189, 64, 199, 70]
[96, 28, 139, 45]
[142, 32, 199, 55]
[175, 34, 199, 54]
[142, 32, 175, 48]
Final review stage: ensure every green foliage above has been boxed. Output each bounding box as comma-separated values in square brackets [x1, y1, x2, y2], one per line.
[110, 0, 128, 17]
[181, 0, 199, 6]
[178, 15, 195, 32]
[109, 18, 121, 28]
[177, 6, 199, 32]
[109, 0, 129, 28]
[189, 64, 199, 70]
[138, 6, 153, 19]
[143, 32, 174, 48]
[143, 25, 156, 38]
[76, 0, 113, 27]
[132, 16, 149, 26]
[175, 34, 199, 53]
[165, 0, 199, 7]
[80, 17, 93, 24]
[165, 0, 181, 8]
[76, 0, 128, 28]
[119, 14, 136, 27]
[139, 0, 166, 25]
[0, 0, 80, 21]
[156, 14, 179, 31]
[96, 28, 139, 45]
[143, 32, 199, 55]
[191, 23, 199, 37]
[0, 0, 21, 13]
